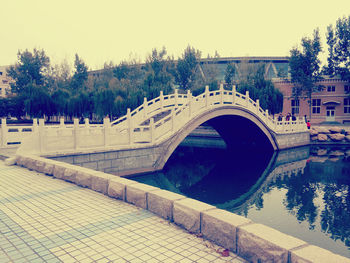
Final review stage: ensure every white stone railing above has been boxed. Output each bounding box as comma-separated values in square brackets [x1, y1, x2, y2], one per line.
[7, 85, 307, 154]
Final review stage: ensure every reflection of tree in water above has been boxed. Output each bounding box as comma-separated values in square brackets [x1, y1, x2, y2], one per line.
[274, 159, 350, 244]
[321, 182, 350, 247]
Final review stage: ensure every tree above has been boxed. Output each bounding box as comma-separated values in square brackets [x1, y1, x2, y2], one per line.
[71, 54, 88, 91]
[175, 46, 201, 90]
[325, 16, 350, 83]
[143, 47, 175, 97]
[289, 29, 323, 119]
[7, 48, 50, 94]
[323, 25, 336, 76]
[236, 64, 283, 115]
[6, 49, 51, 118]
[224, 63, 236, 87]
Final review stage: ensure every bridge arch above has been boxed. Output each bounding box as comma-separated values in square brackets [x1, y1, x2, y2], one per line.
[156, 106, 278, 171]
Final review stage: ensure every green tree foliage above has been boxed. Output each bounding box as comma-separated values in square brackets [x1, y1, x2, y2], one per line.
[289, 29, 322, 118]
[224, 63, 236, 87]
[7, 48, 50, 94]
[7, 49, 52, 118]
[175, 46, 201, 90]
[143, 47, 175, 98]
[325, 16, 350, 82]
[237, 64, 283, 114]
[71, 54, 88, 91]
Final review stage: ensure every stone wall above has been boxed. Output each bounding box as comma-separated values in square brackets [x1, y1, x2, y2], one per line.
[13, 154, 350, 263]
[274, 131, 310, 149]
[47, 147, 158, 176]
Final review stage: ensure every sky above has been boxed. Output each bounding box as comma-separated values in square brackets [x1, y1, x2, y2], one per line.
[1, 0, 350, 70]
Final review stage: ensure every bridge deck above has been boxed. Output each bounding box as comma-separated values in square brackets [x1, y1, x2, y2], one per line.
[0, 160, 246, 263]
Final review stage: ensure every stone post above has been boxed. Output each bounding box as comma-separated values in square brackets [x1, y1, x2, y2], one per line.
[104, 117, 110, 147]
[150, 117, 155, 143]
[265, 109, 269, 122]
[205, 85, 209, 108]
[38, 119, 45, 153]
[160, 91, 164, 109]
[59, 117, 65, 128]
[232, 85, 236, 104]
[187, 90, 192, 117]
[73, 118, 79, 150]
[220, 83, 224, 104]
[174, 89, 178, 108]
[256, 99, 260, 114]
[84, 118, 89, 128]
[127, 108, 133, 145]
[143, 97, 148, 118]
[1, 118, 7, 147]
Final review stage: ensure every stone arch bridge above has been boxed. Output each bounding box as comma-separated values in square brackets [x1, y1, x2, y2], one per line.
[16, 85, 309, 176]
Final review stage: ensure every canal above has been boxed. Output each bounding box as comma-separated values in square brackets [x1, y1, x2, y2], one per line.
[129, 143, 350, 258]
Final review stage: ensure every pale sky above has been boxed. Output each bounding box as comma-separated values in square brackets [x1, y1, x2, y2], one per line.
[1, 0, 350, 70]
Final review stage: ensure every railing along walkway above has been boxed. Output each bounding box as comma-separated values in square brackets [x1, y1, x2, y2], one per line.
[1, 85, 307, 153]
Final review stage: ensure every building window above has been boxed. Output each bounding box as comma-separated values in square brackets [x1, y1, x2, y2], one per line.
[327, 86, 335, 92]
[312, 99, 321, 114]
[0, 72, 2, 76]
[345, 85, 350, 93]
[344, 98, 350, 113]
[291, 99, 299, 115]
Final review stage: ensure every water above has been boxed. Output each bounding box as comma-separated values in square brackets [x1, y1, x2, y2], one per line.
[130, 145, 350, 258]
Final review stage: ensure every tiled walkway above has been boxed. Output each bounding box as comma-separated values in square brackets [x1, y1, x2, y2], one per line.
[0, 161, 246, 263]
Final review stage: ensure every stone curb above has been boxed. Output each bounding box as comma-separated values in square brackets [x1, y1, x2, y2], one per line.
[14, 154, 350, 263]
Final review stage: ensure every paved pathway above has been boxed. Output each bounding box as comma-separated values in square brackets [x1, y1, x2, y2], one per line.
[0, 160, 246, 263]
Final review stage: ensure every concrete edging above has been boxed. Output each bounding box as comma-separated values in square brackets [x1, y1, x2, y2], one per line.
[13, 154, 350, 263]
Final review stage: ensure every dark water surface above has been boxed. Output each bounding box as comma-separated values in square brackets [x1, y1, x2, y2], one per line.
[130, 145, 350, 258]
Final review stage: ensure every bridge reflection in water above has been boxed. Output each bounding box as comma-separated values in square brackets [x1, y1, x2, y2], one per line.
[130, 145, 350, 258]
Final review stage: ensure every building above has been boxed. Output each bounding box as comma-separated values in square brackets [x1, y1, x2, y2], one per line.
[274, 78, 350, 124]
[199, 57, 350, 124]
[0, 66, 11, 98]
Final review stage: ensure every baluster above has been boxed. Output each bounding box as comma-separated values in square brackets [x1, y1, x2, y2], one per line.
[256, 99, 260, 115]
